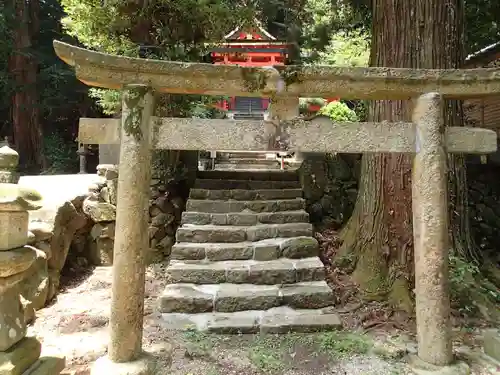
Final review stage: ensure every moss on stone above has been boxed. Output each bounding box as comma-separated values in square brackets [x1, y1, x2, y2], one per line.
[241, 68, 268, 92]
[122, 85, 151, 140]
[279, 66, 303, 87]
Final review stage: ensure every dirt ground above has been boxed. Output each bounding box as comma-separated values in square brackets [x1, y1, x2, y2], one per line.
[28, 264, 499, 375]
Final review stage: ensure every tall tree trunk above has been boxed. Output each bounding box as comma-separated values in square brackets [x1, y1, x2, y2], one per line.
[8, 0, 44, 172]
[335, 0, 470, 313]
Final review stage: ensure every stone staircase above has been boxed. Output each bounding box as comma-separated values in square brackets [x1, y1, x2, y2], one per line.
[157, 170, 341, 333]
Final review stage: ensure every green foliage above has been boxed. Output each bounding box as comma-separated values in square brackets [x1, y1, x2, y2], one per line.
[319, 101, 359, 122]
[42, 132, 78, 175]
[318, 29, 370, 67]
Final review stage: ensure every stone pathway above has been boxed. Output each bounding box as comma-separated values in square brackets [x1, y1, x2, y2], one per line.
[158, 169, 342, 333]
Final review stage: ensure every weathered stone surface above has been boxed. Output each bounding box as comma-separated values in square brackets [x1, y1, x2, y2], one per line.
[0, 246, 36, 278]
[0, 336, 41, 375]
[280, 281, 334, 309]
[168, 261, 226, 284]
[49, 201, 88, 272]
[0, 288, 26, 351]
[46, 268, 60, 302]
[186, 198, 305, 214]
[294, 257, 325, 281]
[83, 199, 116, 222]
[177, 223, 312, 243]
[0, 211, 29, 251]
[22, 355, 66, 375]
[20, 295, 35, 324]
[0, 184, 43, 212]
[412, 93, 452, 366]
[54, 41, 500, 101]
[89, 237, 114, 266]
[189, 188, 303, 201]
[205, 311, 261, 334]
[176, 225, 246, 243]
[0, 145, 19, 170]
[215, 284, 281, 312]
[107, 178, 118, 206]
[18, 248, 49, 310]
[246, 223, 312, 241]
[280, 236, 319, 258]
[27, 222, 53, 243]
[158, 284, 213, 313]
[248, 259, 296, 284]
[483, 329, 500, 362]
[252, 240, 281, 261]
[194, 179, 301, 190]
[182, 210, 309, 226]
[260, 310, 342, 334]
[0, 171, 20, 184]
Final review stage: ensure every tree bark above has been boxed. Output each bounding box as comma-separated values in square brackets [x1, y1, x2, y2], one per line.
[8, 0, 44, 172]
[336, 0, 470, 312]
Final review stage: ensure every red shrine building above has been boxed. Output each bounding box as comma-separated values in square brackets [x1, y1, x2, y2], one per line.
[208, 19, 288, 119]
[208, 19, 339, 119]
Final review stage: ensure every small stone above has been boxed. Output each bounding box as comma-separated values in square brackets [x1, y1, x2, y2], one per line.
[96, 164, 115, 177]
[0, 336, 41, 374]
[105, 167, 118, 180]
[83, 199, 116, 222]
[28, 222, 53, 242]
[0, 288, 26, 351]
[0, 246, 37, 278]
[151, 213, 174, 226]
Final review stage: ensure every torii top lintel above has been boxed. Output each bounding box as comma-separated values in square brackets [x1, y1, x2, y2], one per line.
[53, 40, 500, 100]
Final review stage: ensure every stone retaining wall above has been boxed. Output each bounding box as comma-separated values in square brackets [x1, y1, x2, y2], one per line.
[82, 153, 194, 265]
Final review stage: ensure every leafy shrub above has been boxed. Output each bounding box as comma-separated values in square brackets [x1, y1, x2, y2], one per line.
[318, 101, 358, 122]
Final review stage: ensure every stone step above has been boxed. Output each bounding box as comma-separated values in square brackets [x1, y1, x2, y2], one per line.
[186, 198, 305, 214]
[181, 210, 309, 226]
[216, 158, 279, 164]
[189, 188, 303, 201]
[159, 306, 342, 334]
[176, 223, 312, 243]
[197, 170, 298, 181]
[171, 236, 319, 261]
[194, 179, 301, 190]
[158, 281, 335, 313]
[167, 257, 325, 284]
[215, 164, 282, 171]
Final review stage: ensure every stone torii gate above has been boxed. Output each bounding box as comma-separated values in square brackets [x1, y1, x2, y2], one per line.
[53, 40, 499, 375]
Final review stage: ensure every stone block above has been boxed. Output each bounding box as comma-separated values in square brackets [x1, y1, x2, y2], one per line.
[0, 246, 37, 278]
[294, 257, 325, 281]
[280, 281, 334, 309]
[483, 329, 500, 362]
[0, 288, 26, 351]
[206, 311, 261, 334]
[0, 212, 28, 251]
[168, 261, 226, 284]
[214, 284, 281, 312]
[176, 226, 246, 243]
[158, 284, 214, 313]
[82, 199, 116, 222]
[252, 240, 281, 261]
[257, 211, 309, 224]
[18, 248, 49, 311]
[193, 179, 301, 190]
[260, 311, 342, 334]
[205, 243, 254, 261]
[280, 237, 319, 259]
[170, 244, 206, 260]
[248, 259, 296, 284]
[246, 223, 312, 242]
[0, 336, 41, 375]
